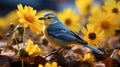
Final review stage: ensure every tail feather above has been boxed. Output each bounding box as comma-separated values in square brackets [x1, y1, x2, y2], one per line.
[85, 44, 104, 54]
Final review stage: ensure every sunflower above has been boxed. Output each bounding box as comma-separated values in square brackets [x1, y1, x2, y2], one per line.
[58, 8, 81, 33]
[88, 11, 119, 37]
[17, 4, 42, 34]
[81, 24, 104, 46]
[103, 0, 120, 16]
[75, 0, 93, 15]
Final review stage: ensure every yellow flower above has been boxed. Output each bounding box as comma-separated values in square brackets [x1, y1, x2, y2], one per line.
[83, 53, 94, 63]
[88, 11, 119, 37]
[81, 24, 104, 46]
[90, 5, 101, 15]
[17, 4, 42, 34]
[75, 0, 93, 15]
[5, 10, 20, 25]
[77, 53, 95, 67]
[0, 17, 8, 31]
[38, 62, 59, 67]
[103, 0, 120, 15]
[103, 0, 120, 22]
[25, 39, 42, 57]
[58, 8, 81, 33]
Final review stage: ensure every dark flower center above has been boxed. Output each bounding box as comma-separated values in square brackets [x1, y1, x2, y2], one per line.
[65, 19, 71, 26]
[88, 33, 96, 40]
[112, 8, 119, 14]
[19, 48, 28, 58]
[101, 21, 110, 29]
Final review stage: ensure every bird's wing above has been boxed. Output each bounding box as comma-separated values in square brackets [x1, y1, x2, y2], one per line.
[70, 31, 85, 41]
[47, 28, 75, 42]
[47, 26, 86, 44]
[47, 21, 87, 43]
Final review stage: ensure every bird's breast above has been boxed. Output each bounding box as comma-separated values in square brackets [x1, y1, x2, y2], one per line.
[43, 26, 51, 42]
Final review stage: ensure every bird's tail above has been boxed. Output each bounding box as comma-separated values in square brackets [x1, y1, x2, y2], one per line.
[85, 44, 104, 54]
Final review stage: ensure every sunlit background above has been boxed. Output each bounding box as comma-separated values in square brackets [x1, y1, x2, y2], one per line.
[0, 0, 105, 16]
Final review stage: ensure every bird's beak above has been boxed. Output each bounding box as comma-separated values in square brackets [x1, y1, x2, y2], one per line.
[39, 17, 47, 20]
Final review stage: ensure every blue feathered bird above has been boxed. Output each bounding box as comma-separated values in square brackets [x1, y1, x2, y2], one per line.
[39, 12, 103, 54]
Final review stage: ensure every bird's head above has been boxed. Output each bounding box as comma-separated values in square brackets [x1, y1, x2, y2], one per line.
[39, 12, 58, 26]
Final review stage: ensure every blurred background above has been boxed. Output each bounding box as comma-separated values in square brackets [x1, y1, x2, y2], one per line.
[0, 0, 104, 16]
[0, 1, 120, 67]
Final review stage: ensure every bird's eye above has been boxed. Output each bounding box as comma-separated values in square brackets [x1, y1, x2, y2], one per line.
[48, 17, 51, 19]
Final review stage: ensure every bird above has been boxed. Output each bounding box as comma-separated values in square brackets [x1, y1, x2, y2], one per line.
[39, 12, 103, 54]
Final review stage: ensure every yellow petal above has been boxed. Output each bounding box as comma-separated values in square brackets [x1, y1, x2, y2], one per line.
[45, 63, 51, 67]
[81, 27, 88, 34]
[83, 53, 94, 62]
[29, 24, 41, 34]
[38, 64, 43, 67]
[52, 62, 57, 67]
[25, 39, 34, 53]
[29, 45, 42, 56]
[17, 4, 24, 12]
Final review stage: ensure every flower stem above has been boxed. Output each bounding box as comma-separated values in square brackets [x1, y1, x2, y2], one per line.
[104, 37, 109, 51]
[15, 36, 20, 49]
[7, 36, 10, 47]
[14, 31, 20, 50]
[27, 57, 30, 67]
[21, 59, 24, 67]
[23, 27, 26, 48]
